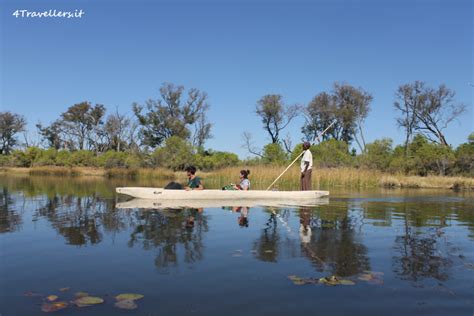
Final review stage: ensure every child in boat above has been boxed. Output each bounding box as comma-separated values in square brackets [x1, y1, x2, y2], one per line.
[233, 169, 250, 191]
[185, 166, 204, 190]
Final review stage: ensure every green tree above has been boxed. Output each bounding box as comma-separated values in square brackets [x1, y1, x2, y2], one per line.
[468, 132, 474, 144]
[394, 81, 466, 147]
[359, 138, 393, 171]
[133, 83, 211, 148]
[195, 150, 239, 171]
[312, 139, 353, 168]
[405, 135, 455, 176]
[303, 83, 372, 151]
[36, 121, 63, 150]
[60, 102, 106, 150]
[0, 111, 26, 155]
[454, 142, 474, 176]
[255, 94, 299, 147]
[152, 136, 195, 171]
[262, 143, 288, 165]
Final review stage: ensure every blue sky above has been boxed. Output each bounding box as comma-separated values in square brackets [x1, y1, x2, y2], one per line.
[1, 0, 472, 157]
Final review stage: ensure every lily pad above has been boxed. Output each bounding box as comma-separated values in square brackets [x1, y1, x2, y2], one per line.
[115, 299, 137, 310]
[46, 295, 58, 302]
[339, 279, 355, 285]
[41, 301, 68, 312]
[115, 293, 144, 301]
[363, 270, 384, 276]
[358, 274, 373, 281]
[74, 296, 104, 307]
[287, 275, 302, 281]
[319, 275, 354, 286]
[74, 292, 89, 298]
[358, 271, 384, 285]
[287, 275, 315, 285]
[464, 263, 474, 270]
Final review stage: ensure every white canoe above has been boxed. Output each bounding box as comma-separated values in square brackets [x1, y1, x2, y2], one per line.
[116, 187, 329, 200]
[116, 197, 329, 209]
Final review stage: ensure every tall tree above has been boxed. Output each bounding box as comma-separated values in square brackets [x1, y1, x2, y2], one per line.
[394, 81, 424, 155]
[104, 110, 131, 152]
[0, 111, 26, 154]
[36, 120, 64, 150]
[303, 83, 372, 151]
[133, 83, 212, 148]
[302, 92, 336, 142]
[394, 81, 466, 147]
[255, 94, 299, 145]
[60, 102, 106, 150]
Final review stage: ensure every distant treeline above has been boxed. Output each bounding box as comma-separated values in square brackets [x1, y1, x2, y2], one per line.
[0, 81, 472, 176]
[0, 134, 472, 177]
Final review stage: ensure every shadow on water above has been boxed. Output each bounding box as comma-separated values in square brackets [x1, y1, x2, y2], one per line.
[1, 175, 473, 315]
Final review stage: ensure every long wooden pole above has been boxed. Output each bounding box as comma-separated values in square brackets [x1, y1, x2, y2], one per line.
[265, 121, 336, 191]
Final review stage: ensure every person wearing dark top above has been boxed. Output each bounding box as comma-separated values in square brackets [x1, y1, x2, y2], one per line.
[185, 166, 204, 190]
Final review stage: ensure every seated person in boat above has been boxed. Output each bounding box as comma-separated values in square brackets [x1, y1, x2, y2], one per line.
[185, 166, 204, 190]
[233, 169, 250, 190]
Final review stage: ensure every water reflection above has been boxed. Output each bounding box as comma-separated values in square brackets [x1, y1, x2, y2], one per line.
[298, 206, 370, 276]
[392, 206, 453, 282]
[128, 208, 208, 269]
[0, 188, 22, 233]
[1, 175, 473, 285]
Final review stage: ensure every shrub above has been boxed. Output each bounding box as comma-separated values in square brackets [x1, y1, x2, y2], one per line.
[55, 150, 72, 166]
[312, 139, 353, 168]
[0, 154, 11, 167]
[359, 138, 393, 171]
[454, 142, 474, 176]
[35, 148, 58, 166]
[262, 143, 288, 165]
[152, 136, 195, 171]
[195, 150, 240, 170]
[69, 150, 97, 167]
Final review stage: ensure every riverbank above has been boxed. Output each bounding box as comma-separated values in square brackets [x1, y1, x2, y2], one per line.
[1, 166, 473, 190]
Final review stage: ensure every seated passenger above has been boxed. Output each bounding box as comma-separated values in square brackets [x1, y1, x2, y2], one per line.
[233, 169, 250, 191]
[185, 166, 204, 190]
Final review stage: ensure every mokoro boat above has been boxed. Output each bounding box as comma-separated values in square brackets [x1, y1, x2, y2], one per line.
[116, 197, 329, 209]
[116, 187, 329, 200]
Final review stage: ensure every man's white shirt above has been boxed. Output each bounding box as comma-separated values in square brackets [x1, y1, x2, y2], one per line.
[300, 149, 313, 172]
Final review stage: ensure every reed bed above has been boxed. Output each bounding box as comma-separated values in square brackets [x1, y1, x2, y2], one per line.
[3, 166, 472, 190]
[204, 166, 383, 190]
[28, 166, 82, 177]
[105, 168, 175, 180]
[380, 174, 474, 190]
[205, 166, 474, 190]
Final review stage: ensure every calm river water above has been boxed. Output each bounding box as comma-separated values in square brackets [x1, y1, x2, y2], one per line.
[1, 175, 473, 316]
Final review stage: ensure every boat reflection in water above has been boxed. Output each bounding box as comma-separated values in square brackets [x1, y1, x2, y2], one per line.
[115, 197, 330, 210]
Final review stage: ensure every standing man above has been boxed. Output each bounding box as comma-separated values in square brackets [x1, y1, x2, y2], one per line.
[300, 142, 313, 191]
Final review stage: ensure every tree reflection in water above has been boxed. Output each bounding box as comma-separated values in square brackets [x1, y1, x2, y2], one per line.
[33, 195, 122, 246]
[392, 205, 453, 282]
[298, 206, 370, 277]
[128, 208, 208, 270]
[251, 206, 369, 276]
[0, 188, 22, 233]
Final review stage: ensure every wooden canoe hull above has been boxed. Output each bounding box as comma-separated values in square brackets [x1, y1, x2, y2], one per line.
[116, 187, 329, 200]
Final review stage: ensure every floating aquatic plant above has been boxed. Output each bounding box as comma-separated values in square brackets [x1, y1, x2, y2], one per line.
[41, 301, 68, 313]
[358, 271, 384, 285]
[318, 275, 355, 286]
[115, 299, 138, 310]
[74, 296, 104, 307]
[46, 295, 58, 302]
[115, 293, 144, 301]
